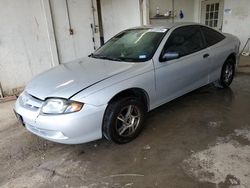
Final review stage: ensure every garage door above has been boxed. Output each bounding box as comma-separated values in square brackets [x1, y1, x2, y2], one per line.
[50, 0, 100, 63]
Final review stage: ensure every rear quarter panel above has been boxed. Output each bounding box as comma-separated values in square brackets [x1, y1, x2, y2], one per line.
[209, 34, 240, 83]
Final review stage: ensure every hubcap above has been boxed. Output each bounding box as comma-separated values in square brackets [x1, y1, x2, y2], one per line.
[223, 63, 233, 84]
[116, 105, 141, 137]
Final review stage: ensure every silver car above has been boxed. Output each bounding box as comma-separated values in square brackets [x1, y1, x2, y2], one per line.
[14, 23, 240, 144]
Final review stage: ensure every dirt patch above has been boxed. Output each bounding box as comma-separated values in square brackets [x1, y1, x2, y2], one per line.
[182, 129, 250, 188]
[235, 128, 250, 141]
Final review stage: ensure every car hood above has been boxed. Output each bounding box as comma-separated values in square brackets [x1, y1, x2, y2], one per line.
[26, 57, 134, 100]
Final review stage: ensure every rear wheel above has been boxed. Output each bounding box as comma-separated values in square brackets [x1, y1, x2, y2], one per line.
[214, 58, 235, 88]
[103, 97, 146, 144]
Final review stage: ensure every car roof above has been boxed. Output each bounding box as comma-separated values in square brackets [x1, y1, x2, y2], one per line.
[131, 22, 202, 30]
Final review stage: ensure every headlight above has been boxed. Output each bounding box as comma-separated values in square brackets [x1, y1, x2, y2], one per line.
[19, 91, 30, 106]
[41, 99, 83, 114]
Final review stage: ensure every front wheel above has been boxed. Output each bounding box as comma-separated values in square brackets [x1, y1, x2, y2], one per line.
[103, 97, 146, 144]
[214, 58, 235, 88]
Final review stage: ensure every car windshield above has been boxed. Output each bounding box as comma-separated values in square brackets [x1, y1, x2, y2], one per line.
[91, 28, 168, 62]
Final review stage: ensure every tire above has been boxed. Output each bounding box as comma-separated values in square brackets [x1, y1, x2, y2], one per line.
[103, 97, 146, 144]
[214, 58, 235, 88]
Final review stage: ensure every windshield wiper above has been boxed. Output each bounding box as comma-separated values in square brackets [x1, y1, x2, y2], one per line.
[91, 55, 122, 62]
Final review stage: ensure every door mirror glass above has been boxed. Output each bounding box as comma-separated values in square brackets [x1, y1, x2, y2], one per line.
[161, 52, 180, 61]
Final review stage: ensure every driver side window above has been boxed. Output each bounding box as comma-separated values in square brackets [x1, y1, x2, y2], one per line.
[161, 26, 205, 61]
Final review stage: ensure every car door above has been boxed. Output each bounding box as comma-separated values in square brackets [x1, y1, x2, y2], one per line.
[200, 26, 227, 83]
[153, 25, 211, 105]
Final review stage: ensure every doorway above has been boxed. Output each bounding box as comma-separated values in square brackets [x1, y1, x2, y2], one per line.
[50, 0, 101, 63]
[50, 0, 142, 63]
[201, 0, 224, 30]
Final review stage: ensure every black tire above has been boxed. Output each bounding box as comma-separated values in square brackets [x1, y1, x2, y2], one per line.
[103, 97, 146, 144]
[214, 58, 235, 88]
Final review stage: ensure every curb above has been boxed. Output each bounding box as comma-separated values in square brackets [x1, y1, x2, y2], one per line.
[0, 96, 17, 103]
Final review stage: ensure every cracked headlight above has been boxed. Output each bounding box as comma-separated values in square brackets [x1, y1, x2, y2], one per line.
[41, 99, 83, 114]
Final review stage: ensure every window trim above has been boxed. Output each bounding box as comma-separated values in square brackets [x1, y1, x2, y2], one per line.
[92, 28, 168, 63]
[159, 25, 207, 62]
[199, 25, 226, 48]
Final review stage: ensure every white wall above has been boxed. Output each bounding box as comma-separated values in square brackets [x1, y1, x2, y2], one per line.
[193, 0, 201, 23]
[174, 0, 195, 22]
[0, 0, 143, 96]
[149, 0, 172, 18]
[141, 0, 150, 25]
[0, 0, 53, 96]
[193, 0, 250, 51]
[222, 0, 250, 51]
[2, 0, 248, 96]
[101, 0, 142, 41]
[149, 0, 196, 25]
[50, 0, 99, 63]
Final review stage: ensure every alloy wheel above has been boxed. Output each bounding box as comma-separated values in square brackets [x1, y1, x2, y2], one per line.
[223, 63, 233, 84]
[116, 105, 141, 137]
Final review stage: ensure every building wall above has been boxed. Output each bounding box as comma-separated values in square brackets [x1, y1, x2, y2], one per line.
[0, 0, 142, 96]
[222, 0, 250, 51]
[0, 0, 249, 96]
[148, 0, 250, 51]
[50, 0, 100, 64]
[149, 0, 172, 18]
[149, 0, 195, 25]
[193, 0, 201, 23]
[174, 0, 195, 22]
[101, 0, 142, 41]
[196, 0, 249, 51]
[0, 0, 53, 96]
[149, 0, 250, 51]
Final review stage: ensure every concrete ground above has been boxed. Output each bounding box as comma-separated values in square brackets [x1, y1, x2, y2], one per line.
[1, 57, 250, 188]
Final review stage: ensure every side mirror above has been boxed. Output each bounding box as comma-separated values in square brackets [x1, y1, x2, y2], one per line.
[161, 52, 180, 62]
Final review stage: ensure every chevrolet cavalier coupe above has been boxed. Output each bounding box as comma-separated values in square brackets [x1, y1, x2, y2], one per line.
[14, 23, 240, 144]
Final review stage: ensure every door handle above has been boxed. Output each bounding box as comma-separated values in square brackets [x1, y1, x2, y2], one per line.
[203, 54, 210, 58]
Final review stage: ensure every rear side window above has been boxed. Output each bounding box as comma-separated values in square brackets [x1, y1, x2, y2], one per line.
[201, 26, 225, 47]
[161, 26, 205, 58]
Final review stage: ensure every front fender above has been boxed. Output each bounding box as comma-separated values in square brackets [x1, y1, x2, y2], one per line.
[71, 68, 156, 110]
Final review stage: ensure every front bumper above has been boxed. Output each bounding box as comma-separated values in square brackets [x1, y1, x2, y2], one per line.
[14, 95, 107, 144]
